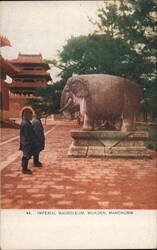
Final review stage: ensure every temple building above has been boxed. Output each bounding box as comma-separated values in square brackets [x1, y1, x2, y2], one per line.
[8, 53, 52, 118]
[0, 36, 20, 121]
[0, 55, 20, 120]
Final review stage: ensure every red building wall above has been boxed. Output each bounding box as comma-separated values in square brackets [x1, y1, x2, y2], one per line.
[0, 80, 9, 110]
[0, 80, 10, 119]
[9, 94, 35, 118]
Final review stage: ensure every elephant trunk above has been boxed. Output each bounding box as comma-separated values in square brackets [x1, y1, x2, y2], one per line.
[59, 97, 73, 113]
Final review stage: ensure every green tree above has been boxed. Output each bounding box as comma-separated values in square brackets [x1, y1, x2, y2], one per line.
[57, 34, 143, 82]
[45, 0, 156, 121]
[54, 0, 156, 121]
[26, 81, 65, 116]
[95, 0, 157, 120]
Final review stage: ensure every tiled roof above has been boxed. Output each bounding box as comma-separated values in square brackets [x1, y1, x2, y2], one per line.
[0, 55, 20, 76]
[9, 53, 45, 63]
[9, 53, 50, 70]
[9, 81, 47, 88]
[15, 70, 51, 80]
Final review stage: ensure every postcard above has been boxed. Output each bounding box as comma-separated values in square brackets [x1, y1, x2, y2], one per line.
[0, 1, 157, 249]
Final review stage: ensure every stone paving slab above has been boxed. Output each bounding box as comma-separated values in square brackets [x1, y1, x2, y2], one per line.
[1, 120, 157, 209]
[0, 125, 54, 163]
[0, 124, 53, 143]
[0, 128, 19, 143]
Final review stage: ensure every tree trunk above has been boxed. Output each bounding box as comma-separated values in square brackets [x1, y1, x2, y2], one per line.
[151, 111, 154, 122]
[143, 111, 147, 122]
[45, 117, 47, 125]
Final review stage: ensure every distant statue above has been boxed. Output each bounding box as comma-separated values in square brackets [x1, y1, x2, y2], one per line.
[60, 74, 142, 131]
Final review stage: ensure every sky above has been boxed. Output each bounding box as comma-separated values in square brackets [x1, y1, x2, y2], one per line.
[0, 1, 104, 81]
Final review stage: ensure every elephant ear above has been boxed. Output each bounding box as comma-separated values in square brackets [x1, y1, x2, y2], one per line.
[71, 79, 89, 97]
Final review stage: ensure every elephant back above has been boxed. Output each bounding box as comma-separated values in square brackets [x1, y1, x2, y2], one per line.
[64, 74, 141, 120]
[72, 74, 141, 98]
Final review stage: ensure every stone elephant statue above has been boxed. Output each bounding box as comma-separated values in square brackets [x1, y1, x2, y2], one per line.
[60, 74, 142, 131]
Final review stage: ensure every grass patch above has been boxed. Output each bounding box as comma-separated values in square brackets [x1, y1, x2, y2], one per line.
[136, 124, 157, 151]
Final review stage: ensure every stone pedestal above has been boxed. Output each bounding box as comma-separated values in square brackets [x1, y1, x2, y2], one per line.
[68, 130, 150, 158]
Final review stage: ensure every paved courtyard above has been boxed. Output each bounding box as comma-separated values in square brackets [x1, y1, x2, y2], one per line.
[1, 120, 157, 209]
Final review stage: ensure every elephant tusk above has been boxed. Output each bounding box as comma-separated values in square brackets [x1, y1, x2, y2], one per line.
[59, 97, 73, 113]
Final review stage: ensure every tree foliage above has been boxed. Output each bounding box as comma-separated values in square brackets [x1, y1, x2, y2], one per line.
[95, 0, 157, 118]
[26, 81, 64, 116]
[54, 0, 157, 120]
[58, 34, 150, 83]
[96, 1, 156, 68]
[38, 0, 156, 119]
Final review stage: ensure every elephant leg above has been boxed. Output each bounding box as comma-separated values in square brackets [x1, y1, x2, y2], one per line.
[121, 112, 136, 132]
[115, 118, 122, 131]
[131, 115, 137, 130]
[121, 119, 131, 132]
[82, 114, 94, 131]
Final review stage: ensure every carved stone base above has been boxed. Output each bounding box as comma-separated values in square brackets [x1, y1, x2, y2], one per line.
[68, 130, 151, 158]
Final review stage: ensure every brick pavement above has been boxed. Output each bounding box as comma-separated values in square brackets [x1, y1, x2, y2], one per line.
[1, 121, 157, 209]
[0, 128, 19, 143]
[0, 124, 53, 162]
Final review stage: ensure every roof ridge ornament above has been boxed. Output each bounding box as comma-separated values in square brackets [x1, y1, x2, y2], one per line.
[0, 35, 11, 47]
